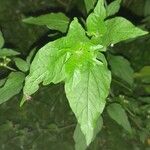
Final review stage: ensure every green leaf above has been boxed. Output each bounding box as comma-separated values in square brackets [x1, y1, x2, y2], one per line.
[84, 0, 97, 14]
[0, 72, 25, 105]
[102, 17, 148, 46]
[134, 66, 150, 84]
[144, 85, 150, 94]
[106, 0, 121, 17]
[26, 48, 36, 64]
[93, 0, 106, 19]
[23, 12, 70, 33]
[65, 63, 111, 145]
[86, 0, 107, 38]
[138, 97, 150, 104]
[0, 48, 20, 57]
[23, 38, 68, 97]
[22, 18, 96, 99]
[107, 103, 132, 133]
[74, 124, 87, 150]
[14, 58, 29, 72]
[74, 116, 103, 150]
[0, 31, 4, 48]
[108, 54, 134, 86]
[97, 52, 108, 66]
[144, 0, 150, 16]
[0, 78, 6, 87]
[22, 18, 111, 146]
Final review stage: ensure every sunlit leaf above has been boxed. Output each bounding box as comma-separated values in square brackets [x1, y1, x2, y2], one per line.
[86, 0, 106, 38]
[65, 63, 111, 145]
[14, 58, 29, 72]
[106, 0, 121, 17]
[102, 17, 148, 46]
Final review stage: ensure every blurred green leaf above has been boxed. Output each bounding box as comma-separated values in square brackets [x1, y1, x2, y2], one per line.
[144, 85, 150, 94]
[74, 124, 87, 150]
[0, 31, 4, 48]
[138, 97, 150, 104]
[84, 0, 97, 14]
[144, 0, 150, 16]
[23, 13, 70, 33]
[108, 54, 134, 86]
[26, 48, 36, 64]
[134, 66, 150, 83]
[107, 103, 132, 133]
[0, 72, 25, 105]
[0, 48, 20, 57]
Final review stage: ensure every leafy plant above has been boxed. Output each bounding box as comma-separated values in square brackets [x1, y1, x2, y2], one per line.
[0, 31, 33, 104]
[0, 0, 149, 149]
[19, 0, 148, 149]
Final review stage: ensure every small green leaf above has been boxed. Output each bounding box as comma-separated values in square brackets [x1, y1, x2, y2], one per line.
[14, 58, 29, 72]
[74, 124, 87, 150]
[86, 0, 107, 38]
[138, 97, 150, 103]
[84, 0, 97, 14]
[134, 66, 150, 84]
[93, 0, 106, 19]
[0, 72, 25, 105]
[0, 78, 6, 87]
[144, 85, 150, 94]
[74, 116, 103, 150]
[0, 31, 4, 48]
[107, 103, 132, 133]
[65, 63, 111, 145]
[23, 12, 70, 33]
[106, 0, 121, 17]
[97, 52, 108, 66]
[0, 48, 20, 57]
[26, 48, 36, 64]
[102, 17, 148, 46]
[67, 18, 89, 43]
[108, 54, 134, 86]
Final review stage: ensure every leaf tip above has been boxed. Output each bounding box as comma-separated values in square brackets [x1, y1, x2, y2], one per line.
[22, 17, 33, 24]
[20, 94, 31, 107]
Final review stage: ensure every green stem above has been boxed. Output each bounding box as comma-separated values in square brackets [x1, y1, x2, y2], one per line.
[112, 79, 132, 92]
[59, 124, 76, 131]
[4, 65, 16, 71]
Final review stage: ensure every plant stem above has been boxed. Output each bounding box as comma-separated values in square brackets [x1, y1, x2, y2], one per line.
[112, 79, 132, 92]
[4, 65, 16, 71]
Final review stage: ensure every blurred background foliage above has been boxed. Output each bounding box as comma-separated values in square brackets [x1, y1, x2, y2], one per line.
[0, 0, 150, 149]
